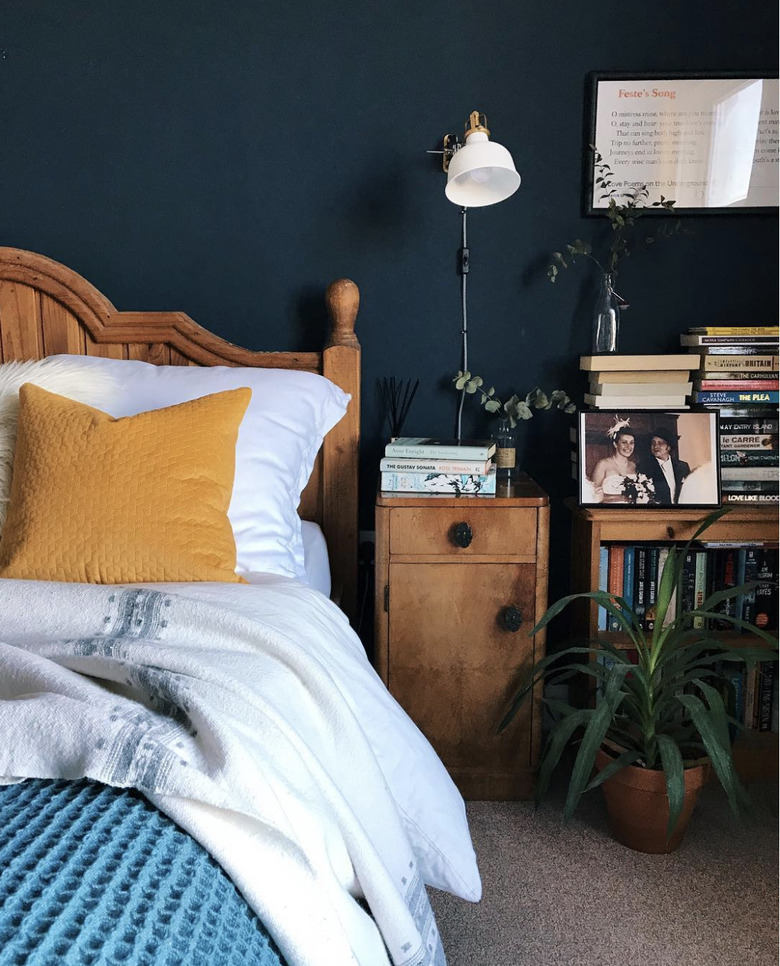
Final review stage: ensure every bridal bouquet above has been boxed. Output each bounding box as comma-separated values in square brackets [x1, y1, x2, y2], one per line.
[621, 473, 655, 505]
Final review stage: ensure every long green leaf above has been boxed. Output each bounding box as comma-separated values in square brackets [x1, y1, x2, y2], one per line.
[653, 545, 680, 647]
[681, 611, 780, 647]
[699, 580, 759, 613]
[690, 679, 731, 752]
[584, 748, 642, 791]
[675, 693, 747, 818]
[529, 590, 640, 643]
[499, 645, 637, 732]
[656, 734, 685, 837]
[535, 709, 593, 807]
[542, 697, 579, 717]
[564, 664, 630, 819]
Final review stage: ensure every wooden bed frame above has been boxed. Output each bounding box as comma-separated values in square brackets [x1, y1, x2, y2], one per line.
[0, 247, 361, 621]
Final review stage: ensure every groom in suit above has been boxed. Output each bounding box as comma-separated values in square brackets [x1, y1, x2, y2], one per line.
[639, 428, 691, 505]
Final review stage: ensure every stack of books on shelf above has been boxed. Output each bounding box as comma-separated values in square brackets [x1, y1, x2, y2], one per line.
[580, 354, 698, 409]
[380, 437, 497, 495]
[681, 325, 779, 505]
[596, 539, 779, 731]
[597, 541, 779, 635]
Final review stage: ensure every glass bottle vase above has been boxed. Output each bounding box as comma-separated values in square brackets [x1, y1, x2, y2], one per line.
[492, 416, 517, 481]
[592, 272, 620, 354]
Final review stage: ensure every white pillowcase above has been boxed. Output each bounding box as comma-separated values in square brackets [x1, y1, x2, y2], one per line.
[0, 358, 119, 534]
[47, 355, 350, 580]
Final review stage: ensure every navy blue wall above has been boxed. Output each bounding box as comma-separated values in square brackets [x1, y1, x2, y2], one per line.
[1, 2, 777, 621]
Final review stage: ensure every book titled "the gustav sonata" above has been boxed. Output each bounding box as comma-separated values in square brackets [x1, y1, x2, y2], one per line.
[384, 437, 497, 460]
[379, 456, 494, 474]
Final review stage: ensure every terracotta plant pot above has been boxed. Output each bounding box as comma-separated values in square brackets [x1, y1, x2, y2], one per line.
[595, 747, 711, 854]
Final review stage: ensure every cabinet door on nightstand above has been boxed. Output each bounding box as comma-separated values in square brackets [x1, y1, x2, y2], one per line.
[386, 561, 538, 798]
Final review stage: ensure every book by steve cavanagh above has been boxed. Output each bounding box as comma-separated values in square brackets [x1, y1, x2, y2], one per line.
[693, 390, 779, 404]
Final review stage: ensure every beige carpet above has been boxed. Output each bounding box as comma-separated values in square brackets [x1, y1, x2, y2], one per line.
[430, 778, 778, 966]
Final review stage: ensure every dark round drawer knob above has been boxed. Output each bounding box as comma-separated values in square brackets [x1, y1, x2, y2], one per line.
[451, 521, 473, 548]
[502, 605, 523, 633]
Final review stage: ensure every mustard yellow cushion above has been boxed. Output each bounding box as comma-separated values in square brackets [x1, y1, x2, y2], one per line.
[0, 383, 251, 583]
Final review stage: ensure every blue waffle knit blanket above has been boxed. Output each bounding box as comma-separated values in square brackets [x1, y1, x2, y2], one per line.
[0, 779, 286, 966]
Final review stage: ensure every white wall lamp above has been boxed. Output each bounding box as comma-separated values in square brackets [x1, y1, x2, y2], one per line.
[431, 111, 520, 442]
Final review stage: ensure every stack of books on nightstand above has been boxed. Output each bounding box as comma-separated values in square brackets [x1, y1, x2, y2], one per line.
[681, 326, 779, 505]
[580, 354, 698, 409]
[380, 437, 497, 494]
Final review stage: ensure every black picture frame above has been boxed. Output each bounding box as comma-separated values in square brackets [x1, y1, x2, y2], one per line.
[577, 410, 721, 508]
[583, 71, 779, 216]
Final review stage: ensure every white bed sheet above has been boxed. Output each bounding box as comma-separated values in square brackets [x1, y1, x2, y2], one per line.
[298, 519, 331, 596]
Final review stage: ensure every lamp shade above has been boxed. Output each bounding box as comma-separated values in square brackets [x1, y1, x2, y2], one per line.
[445, 131, 521, 207]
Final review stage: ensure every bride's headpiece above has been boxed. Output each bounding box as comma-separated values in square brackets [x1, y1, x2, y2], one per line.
[606, 414, 631, 440]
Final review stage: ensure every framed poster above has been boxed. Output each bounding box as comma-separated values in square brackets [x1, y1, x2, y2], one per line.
[578, 411, 720, 508]
[584, 72, 779, 215]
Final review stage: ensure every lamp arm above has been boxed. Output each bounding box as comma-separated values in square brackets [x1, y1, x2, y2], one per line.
[455, 206, 469, 442]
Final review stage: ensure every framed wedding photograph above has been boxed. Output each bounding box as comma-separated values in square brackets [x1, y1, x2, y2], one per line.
[584, 72, 779, 215]
[578, 411, 720, 508]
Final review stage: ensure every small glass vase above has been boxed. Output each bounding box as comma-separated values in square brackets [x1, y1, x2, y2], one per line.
[492, 416, 517, 482]
[592, 272, 620, 354]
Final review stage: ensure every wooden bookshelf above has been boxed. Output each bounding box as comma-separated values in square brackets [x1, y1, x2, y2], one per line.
[567, 500, 779, 780]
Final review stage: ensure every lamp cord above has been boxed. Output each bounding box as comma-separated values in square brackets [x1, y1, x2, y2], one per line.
[455, 206, 469, 442]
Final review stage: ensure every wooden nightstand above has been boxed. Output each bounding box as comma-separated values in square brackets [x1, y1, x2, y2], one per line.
[374, 473, 550, 800]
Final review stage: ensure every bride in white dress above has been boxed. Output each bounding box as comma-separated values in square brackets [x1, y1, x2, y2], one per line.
[590, 426, 637, 504]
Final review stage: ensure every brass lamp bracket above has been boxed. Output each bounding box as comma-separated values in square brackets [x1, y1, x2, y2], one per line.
[441, 133, 461, 171]
[465, 111, 489, 137]
[433, 111, 490, 171]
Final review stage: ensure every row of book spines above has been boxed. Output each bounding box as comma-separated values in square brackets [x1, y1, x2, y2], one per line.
[719, 661, 778, 733]
[598, 545, 669, 632]
[596, 544, 779, 634]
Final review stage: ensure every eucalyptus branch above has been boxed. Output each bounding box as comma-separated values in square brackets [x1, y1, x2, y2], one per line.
[548, 146, 683, 283]
[453, 372, 576, 428]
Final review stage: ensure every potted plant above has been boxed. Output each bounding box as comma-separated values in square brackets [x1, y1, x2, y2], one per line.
[499, 508, 779, 853]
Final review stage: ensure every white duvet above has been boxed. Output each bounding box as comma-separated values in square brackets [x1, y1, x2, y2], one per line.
[0, 576, 481, 966]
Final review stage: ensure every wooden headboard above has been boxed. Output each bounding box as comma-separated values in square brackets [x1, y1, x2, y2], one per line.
[0, 247, 361, 622]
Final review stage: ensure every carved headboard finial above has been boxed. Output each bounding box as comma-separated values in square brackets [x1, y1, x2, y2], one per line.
[325, 278, 360, 349]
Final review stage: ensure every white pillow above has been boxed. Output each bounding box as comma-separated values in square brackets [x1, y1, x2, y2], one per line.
[46, 355, 350, 580]
[299, 520, 332, 597]
[0, 358, 119, 533]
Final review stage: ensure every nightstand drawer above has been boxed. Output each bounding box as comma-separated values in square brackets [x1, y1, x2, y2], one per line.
[389, 506, 537, 557]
